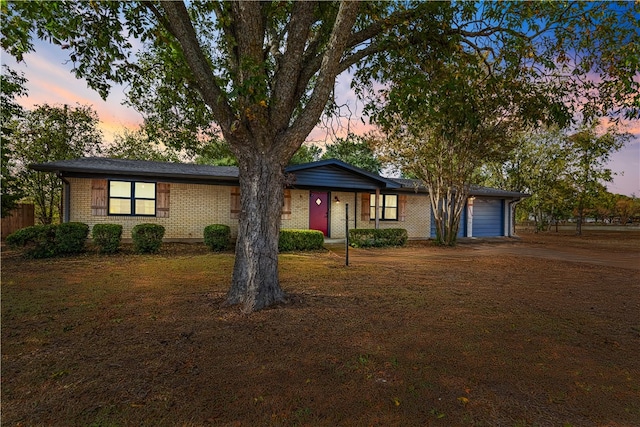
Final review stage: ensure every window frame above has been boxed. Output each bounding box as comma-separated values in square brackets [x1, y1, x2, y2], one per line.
[370, 193, 399, 221]
[108, 180, 157, 217]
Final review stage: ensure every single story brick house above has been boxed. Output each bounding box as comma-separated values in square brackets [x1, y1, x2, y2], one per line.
[31, 157, 526, 241]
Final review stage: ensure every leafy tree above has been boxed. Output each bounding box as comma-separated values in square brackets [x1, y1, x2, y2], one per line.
[194, 138, 321, 166]
[375, 51, 531, 244]
[481, 128, 571, 231]
[625, 196, 640, 224]
[289, 143, 322, 165]
[363, 2, 638, 244]
[193, 138, 238, 166]
[612, 195, 639, 225]
[106, 127, 181, 162]
[482, 123, 629, 233]
[321, 133, 382, 173]
[1, 66, 27, 217]
[566, 122, 628, 235]
[591, 188, 617, 223]
[3, 2, 638, 310]
[9, 104, 103, 224]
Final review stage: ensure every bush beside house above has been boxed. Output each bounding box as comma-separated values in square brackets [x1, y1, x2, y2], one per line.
[6, 224, 57, 258]
[91, 224, 123, 254]
[6, 222, 89, 258]
[279, 229, 324, 252]
[349, 228, 408, 248]
[131, 223, 165, 254]
[54, 222, 90, 255]
[204, 224, 231, 251]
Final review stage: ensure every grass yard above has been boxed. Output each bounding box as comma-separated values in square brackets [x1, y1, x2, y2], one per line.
[2, 230, 639, 426]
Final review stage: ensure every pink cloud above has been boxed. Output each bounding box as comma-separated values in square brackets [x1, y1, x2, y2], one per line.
[5, 42, 142, 143]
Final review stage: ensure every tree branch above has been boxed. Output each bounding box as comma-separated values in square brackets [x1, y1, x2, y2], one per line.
[211, 2, 239, 78]
[160, 2, 235, 134]
[280, 1, 359, 157]
[270, 1, 317, 131]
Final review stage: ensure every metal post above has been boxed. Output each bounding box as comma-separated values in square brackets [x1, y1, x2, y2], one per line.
[345, 203, 349, 266]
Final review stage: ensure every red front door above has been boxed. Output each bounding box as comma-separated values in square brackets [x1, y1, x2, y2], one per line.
[309, 192, 329, 236]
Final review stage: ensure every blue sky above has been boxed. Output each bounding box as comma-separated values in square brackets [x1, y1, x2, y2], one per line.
[3, 39, 639, 197]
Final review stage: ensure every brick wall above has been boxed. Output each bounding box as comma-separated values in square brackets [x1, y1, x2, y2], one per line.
[330, 191, 431, 239]
[280, 189, 309, 230]
[67, 179, 432, 240]
[68, 178, 238, 240]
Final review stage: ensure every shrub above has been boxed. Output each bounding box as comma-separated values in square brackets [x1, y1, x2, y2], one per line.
[204, 224, 231, 251]
[349, 228, 408, 248]
[92, 224, 123, 254]
[6, 224, 58, 258]
[55, 222, 89, 255]
[131, 223, 165, 254]
[279, 229, 324, 252]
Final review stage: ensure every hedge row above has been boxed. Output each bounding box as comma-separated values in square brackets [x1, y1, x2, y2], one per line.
[6, 223, 331, 258]
[6, 222, 164, 257]
[348, 228, 408, 248]
[5, 222, 89, 259]
[203, 225, 325, 252]
[279, 229, 324, 252]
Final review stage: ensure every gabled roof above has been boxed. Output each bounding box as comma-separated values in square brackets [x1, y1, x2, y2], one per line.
[285, 158, 401, 190]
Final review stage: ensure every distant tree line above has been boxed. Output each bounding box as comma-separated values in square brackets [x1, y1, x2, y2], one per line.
[479, 123, 634, 233]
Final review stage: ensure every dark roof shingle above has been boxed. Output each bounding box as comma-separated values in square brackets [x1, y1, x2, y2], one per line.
[30, 157, 527, 198]
[31, 157, 239, 181]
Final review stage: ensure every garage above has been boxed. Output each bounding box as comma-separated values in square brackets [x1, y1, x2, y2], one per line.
[472, 198, 504, 237]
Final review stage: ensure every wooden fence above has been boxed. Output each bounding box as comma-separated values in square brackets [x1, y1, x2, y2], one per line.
[1, 204, 35, 239]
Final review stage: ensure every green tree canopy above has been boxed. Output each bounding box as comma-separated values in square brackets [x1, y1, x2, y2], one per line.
[1, 66, 27, 217]
[9, 104, 103, 224]
[289, 143, 322, 165]
[481, 122, 629, 232]
[481, 127, 572, 230]
[374, 50, 529, 245]
[321, 133, 382, 173]
[358, 2, 638, 245]
[566, 121, 628, 235]
[105, 127, 182, 162]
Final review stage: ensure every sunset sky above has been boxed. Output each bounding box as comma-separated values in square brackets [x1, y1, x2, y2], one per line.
[3, 39, 639, 197]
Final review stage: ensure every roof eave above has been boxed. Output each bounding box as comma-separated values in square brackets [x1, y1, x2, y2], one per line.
[286, 158, 401, 189]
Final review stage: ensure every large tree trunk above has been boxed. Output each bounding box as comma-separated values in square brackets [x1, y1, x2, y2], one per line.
[160, 1, 360, 312]
[226, 154, 288, 313]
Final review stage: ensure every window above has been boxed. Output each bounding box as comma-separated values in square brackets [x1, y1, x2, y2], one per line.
[109, 181, 156, 216]
[370, 194, 398, 220]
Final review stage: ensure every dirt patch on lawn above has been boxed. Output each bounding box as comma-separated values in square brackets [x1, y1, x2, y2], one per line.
[2, 230, 639, 426]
